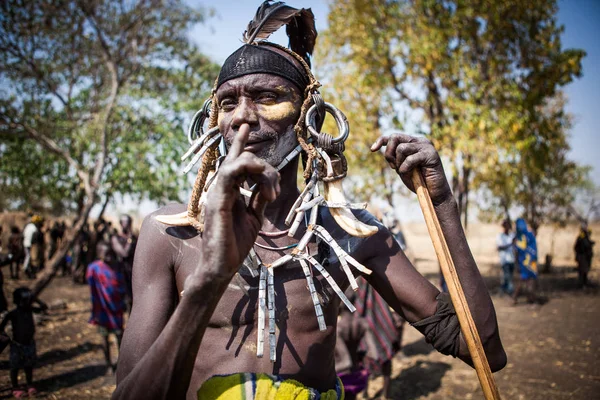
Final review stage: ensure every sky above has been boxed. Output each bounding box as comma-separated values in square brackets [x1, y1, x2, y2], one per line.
[114, 0, 600, 219]
[555, 0, 600, 184]
[189, 0, 600, 178]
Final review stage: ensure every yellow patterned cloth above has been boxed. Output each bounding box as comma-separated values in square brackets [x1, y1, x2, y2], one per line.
[197, 373, 344, 400]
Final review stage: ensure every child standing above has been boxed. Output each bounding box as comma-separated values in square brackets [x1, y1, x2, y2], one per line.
[0, 287, 47, 398]
[86, 241, 127, 372]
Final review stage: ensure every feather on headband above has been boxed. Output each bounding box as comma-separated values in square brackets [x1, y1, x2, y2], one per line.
[243, 1, 317, 66]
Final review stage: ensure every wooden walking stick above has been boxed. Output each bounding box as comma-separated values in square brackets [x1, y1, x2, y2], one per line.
[411, 169, 502, 400]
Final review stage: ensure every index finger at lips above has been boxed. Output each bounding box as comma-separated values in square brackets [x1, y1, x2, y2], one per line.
[227, 124, 250, 159]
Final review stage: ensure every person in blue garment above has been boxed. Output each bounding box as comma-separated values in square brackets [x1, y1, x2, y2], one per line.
[512, 218, 538, 305]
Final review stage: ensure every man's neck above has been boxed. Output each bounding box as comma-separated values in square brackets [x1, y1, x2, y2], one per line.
[259, 158, 301, 232]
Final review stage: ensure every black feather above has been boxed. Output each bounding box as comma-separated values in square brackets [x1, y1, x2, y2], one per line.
[243, 1, 317, 66]
[286, 8, 317, 66]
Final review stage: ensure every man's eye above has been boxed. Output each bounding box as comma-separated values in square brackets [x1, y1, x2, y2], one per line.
[257, 92, 278, 103]
[219, 99, 236, 111]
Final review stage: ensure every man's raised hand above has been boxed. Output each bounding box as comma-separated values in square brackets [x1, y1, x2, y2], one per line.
[371, 134, 452, 206]
[198, 124, 280, 281]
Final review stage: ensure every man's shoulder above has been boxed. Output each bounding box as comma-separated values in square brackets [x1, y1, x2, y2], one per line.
[141, 203, 188, 234]
[320, 207, 384, 233]
[136, 203, 199, 267]
[319, 207, 387, 254]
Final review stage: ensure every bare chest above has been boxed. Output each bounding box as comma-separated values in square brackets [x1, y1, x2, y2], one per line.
[174, 238, 349, 326]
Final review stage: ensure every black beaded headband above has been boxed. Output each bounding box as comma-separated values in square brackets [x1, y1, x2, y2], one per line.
[217, 44, 309, 92]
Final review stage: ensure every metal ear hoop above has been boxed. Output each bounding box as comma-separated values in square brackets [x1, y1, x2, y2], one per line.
[305, 102, 349, 149]
[187, 98, 213, 144]
[181, 126, 221, 174]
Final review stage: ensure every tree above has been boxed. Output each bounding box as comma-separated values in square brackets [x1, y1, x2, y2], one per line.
[570, 181, 600, 224]
[0, 0, 218, 294]
[478, 93, 589, 234]
[317, 0, 585, 229]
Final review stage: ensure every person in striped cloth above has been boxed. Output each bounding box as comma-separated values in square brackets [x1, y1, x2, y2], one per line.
[86, 241, 127, 372]
[354, 278, 404, 399]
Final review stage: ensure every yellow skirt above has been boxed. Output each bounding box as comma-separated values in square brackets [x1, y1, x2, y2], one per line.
[197, 372, 344, 400]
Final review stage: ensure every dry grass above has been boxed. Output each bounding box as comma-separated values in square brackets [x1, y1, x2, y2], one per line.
[402, 221, 599, 269]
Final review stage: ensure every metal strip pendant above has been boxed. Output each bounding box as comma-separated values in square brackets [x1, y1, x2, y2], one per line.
[275, 144, 303, 171]
[299, 258, 327, 331]
[267, 266, 276, 362]
[182, 134, 222, 174]
[285, 174, 317, 226]
[181, 126, 220, 161]
[311, 225, 372, 275]
[257, 264, 267, 358]
[301, 253, 356, 312]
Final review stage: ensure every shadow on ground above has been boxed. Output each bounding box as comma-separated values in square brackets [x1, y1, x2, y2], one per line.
[401, 338, 434, 357]
[0, 364, 108, 399]
[387, 360, 451, 400]
[0, 342, 102, 371]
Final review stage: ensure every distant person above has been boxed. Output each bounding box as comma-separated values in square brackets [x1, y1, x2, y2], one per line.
[70, 223, 91, 282]
[48, 221, 62, 260]
[336, 291, 379, 400]
[0, 287, 47, 398]
[48, 220, 68, 276]
[8, 226, 23, 280]
[28, 216, 45, 278]
[22, 215, 40, 279]
[110, 215, 136, 309]
[86, 241, 127, 372]
[90, 219, 108, 264]
[354, 278, 404, 400]
[574, 223, 595, 288]
[513, 218, 538, 305]
[496, 219, 515, 295]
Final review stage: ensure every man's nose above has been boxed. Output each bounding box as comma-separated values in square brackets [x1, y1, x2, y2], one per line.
[231, 97, 258, 130]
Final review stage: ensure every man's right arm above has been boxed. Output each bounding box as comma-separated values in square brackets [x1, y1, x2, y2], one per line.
[113, 212, 233, 400]
[114, 124, 280, 399]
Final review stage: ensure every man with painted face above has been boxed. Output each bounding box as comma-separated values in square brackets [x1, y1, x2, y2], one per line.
[114, 2, 506, 399]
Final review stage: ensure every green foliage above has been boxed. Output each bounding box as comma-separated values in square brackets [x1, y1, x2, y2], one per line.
[0, 0, 218, 215]
[317, 0, 586, 228]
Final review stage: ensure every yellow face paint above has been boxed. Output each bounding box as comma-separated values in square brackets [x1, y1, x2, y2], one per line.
[216, 85, 301, 125]
[257, 100, 297, 121]
[257, 86, 300, 121]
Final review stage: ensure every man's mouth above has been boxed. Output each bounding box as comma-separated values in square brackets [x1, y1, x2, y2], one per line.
[244, 135, 273, 151]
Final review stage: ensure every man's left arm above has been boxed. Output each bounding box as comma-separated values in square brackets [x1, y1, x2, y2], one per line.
[364, 134, 506, 372]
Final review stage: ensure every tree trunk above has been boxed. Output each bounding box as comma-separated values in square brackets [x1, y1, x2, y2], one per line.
[31, 192, 96, 297]
[98, 192, 111, 220]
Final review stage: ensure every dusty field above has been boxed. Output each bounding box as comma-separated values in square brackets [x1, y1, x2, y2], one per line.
[0, 222, 598, 399]
[364, 260, 600, 400]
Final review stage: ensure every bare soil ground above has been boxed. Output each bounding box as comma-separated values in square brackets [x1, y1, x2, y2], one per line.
[0, 225, 598, 399]
[363, 260, 600, 400]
